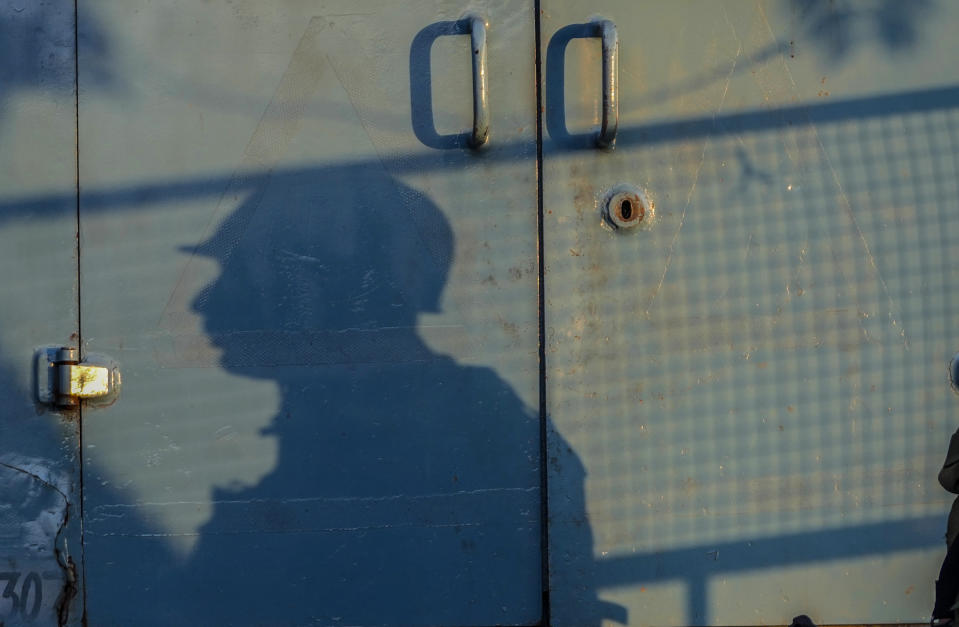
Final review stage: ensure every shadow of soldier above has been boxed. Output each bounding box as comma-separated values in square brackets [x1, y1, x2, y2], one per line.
[135, 163, 597, 626]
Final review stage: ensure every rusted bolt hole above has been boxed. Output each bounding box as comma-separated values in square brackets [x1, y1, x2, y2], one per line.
[603, 185, 653, 231]
[613, 194, 644, 223]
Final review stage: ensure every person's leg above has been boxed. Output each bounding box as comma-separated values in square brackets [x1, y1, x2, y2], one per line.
[933, 536, 959, 621]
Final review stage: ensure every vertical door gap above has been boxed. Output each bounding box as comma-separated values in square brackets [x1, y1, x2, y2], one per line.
[72, 0, 89, 622]
[533, 0, 551, 624]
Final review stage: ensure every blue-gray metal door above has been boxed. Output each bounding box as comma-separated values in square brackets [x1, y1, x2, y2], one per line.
[0, 2, 84, 625]
[542, 2, 959, 625]
[21, 1, 959, 625]
[76, 1, 541, 625]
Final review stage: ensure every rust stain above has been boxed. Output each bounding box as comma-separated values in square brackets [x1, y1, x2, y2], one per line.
[570, 164, 593, 216]
[608, 190, 647, 227]
[499, 319, 521, 344]
[55, 406, 80, 424]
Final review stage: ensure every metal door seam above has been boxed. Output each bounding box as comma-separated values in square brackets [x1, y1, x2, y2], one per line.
[533, 0, 551, 624]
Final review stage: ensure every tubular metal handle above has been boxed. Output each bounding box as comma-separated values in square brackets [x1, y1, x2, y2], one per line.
[595, 19, 618, 149]
[468, 15, 490, 149]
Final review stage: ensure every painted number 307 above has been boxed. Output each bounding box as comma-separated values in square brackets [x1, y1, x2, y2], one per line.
[0, 571, 43, 621]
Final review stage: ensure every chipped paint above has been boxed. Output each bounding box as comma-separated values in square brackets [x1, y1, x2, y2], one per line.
[0, 457, 76, 626]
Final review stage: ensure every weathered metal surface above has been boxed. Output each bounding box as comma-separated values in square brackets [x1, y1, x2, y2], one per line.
[0, 1, 83, 624]
[543, 1, 959, 625]
[8, 1, 956, 624]
[76, 1, 539, 625]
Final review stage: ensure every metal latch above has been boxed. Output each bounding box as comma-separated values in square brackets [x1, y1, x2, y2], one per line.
[36, 347, 121, 407]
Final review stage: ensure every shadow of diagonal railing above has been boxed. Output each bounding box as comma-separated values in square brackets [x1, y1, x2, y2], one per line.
[0, 84, 956, 222]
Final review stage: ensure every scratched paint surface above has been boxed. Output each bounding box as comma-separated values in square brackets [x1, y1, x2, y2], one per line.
[0, 459, 76, 627]
[543, 1, 959, 625]
[0, 1, 84, 624]
[77, 1, 540, 625]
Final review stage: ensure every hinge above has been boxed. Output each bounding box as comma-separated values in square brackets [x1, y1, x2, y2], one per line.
[36, 347, 121, 408]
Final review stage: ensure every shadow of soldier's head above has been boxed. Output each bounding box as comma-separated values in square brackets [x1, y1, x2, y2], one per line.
[187, 166, 454, 376]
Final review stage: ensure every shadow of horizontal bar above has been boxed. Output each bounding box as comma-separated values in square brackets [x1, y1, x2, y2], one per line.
[1, 85, 957, 220]
[594, 514, 944, 588]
